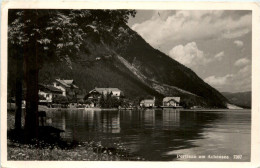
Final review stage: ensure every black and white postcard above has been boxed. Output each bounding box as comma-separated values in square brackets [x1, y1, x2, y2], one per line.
[1, 1, 260, 168]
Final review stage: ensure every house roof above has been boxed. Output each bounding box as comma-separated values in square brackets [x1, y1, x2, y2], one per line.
[47, 85, 63, 93]
[63, 80, 73, 85]
[89, 88, 121, 94]
[39, 84, 63, 93]
[55, 79, 79, 89]
[163, 97, 180, 103]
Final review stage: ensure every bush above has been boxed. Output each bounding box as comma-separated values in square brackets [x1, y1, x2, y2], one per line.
[52, 95, 68, 104]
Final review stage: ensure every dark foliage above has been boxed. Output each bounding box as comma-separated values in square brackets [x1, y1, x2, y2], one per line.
[52, 95, 69, 104]
[99, 93, 121, 108]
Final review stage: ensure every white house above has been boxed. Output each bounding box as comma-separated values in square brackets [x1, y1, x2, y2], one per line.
[39, 90, 52, 103]
[53, 79, 79, 97]
[162, 97, 180, 107]
[140, 97, 155, 107]
[38, 84, 63, 103]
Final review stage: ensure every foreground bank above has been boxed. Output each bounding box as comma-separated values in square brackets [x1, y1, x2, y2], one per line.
[8, 140, 121, 161]
[8, 139, 144, 161]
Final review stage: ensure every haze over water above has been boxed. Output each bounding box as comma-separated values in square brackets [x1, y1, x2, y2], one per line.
[50, 109, 251, 161]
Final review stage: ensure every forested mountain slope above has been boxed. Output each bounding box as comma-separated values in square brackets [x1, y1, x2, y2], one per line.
[38, 24, 227, 108]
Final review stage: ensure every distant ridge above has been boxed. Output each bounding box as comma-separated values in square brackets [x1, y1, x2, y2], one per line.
[222, 91, 251, 109]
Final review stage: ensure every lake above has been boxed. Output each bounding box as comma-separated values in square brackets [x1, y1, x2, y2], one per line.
[49, 109, 251, 161]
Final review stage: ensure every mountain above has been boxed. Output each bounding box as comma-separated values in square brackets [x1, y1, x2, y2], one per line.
[221, 91, 251, 108]
[8, 22, 227, 108]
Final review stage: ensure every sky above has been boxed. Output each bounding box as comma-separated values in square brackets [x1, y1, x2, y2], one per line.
[127, 10, 252, 93]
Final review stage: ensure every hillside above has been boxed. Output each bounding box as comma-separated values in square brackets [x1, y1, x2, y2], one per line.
[8, 18, 228, 108]
[38, 24, 227, 108]
[39, 57, 163, 100]
[222, 91, 251, 108]
[115, 29, 227, 107]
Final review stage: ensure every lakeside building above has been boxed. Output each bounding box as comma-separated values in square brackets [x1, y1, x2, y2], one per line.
[38, 84, 63, 103]
[162, 97, 180, 107]
[140, 97, 155, 107]
[86, 87, 122, 107]
[53, 79, 79, 97]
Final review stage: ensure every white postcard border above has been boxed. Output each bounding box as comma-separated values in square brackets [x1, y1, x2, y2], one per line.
[1, 1, 260, 168]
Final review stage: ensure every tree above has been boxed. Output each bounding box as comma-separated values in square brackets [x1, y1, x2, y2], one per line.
[106, 92, 113, 108]
[99, 93, 106, 108]
[8, 41, 24, 130]
[14, 49, 23, 130]
[8, 9, 135, 140]
[53, 95, 68, 104]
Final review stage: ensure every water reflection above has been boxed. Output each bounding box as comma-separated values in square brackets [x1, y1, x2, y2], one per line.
[101, 111, 120, 133]
[142, 109, 155, 127]
[48, 109, 250, 161]
[162, 109, 180, 128]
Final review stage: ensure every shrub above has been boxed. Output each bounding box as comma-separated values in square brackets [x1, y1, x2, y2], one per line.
[53, 95, 68, 104]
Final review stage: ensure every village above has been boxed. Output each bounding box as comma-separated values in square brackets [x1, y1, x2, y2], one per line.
[5, 8, 253, 163]
[36, 78, 182, 110]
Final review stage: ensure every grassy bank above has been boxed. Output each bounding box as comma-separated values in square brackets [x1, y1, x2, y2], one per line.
[8, 140, 122, 161]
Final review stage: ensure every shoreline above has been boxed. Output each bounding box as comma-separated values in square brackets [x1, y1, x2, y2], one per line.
[7, 103, 251, 112]
[180, 108, 251, 112]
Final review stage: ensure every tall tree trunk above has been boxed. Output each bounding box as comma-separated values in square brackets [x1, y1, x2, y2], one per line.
[23, 10, 40, 141]
[15, 53, 23, 130]
[24, 48, 39, 140]
[24, 54, 39, 140]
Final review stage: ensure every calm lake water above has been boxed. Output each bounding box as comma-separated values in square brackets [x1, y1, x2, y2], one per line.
[49, 109, 251, 161]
